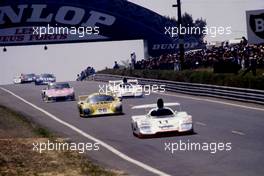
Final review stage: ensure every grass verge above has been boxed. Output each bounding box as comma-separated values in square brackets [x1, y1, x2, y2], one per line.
[0, 105, 124, 176]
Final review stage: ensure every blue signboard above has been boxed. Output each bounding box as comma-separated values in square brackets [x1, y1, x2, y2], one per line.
[0, 0, 205, 56]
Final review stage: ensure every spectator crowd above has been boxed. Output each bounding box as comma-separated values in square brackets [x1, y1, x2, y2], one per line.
[77, 66, 96, 81]
[132, 39, 264, 75]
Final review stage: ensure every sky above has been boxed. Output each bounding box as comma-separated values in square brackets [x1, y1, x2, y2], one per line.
[129, 0, 264, 41]
[0, 0, 263, 85]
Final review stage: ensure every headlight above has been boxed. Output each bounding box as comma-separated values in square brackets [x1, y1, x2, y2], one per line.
[181, 115, 192, 124]
[139, 125, 152, 132]
[139, 121, 151, 129]
[140, 125, 151, 129]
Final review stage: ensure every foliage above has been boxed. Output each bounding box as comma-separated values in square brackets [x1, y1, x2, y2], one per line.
[98, 69, 264, 90]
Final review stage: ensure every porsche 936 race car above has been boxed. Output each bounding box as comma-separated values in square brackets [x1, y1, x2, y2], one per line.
[77, 93, 122, 117]
[131, 99, 193, 137]
[108, 78, 143, 98]
[41, 82, 75, 102]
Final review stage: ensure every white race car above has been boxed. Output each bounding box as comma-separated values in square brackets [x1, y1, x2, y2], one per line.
[108, 78, 143, 98]
[131, 99, 193, 137]
[13, 76, 22, 84]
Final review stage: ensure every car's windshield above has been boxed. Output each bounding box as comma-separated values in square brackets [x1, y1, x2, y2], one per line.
[26, 74, 35, 78]
[88, 95, 114, 103]
[49, 83, 70, 89]
[42, 74, 54, 78]
[150, 108, 174, 118]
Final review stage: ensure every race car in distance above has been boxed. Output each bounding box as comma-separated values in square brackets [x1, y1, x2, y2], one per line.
[13, 73, 36, 84]
[108, 78, 143, 98]
[41, 82, 75, 102]
[13, 75, 22, 84]
[131, 99, 193, 137]
[77, 93, 122, 117]
[21, 73, 36, 83]
[35, 74, 56, 85]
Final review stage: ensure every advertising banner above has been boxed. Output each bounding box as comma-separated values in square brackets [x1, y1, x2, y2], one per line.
[246, 9, 264, 44]
[0, 0, 205, 56]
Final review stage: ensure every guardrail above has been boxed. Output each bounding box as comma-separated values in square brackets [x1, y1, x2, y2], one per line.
[90, 74, 264, 105]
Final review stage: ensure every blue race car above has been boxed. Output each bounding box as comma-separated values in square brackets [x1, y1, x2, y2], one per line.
[35, 74, 56, 85]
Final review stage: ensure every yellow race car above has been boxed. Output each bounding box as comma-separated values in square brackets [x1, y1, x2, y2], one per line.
[77, 93, 122, 117]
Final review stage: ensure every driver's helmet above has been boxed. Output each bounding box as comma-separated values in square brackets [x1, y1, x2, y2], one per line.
[123, 77, 128, 83]
[157, 98, 164, 109]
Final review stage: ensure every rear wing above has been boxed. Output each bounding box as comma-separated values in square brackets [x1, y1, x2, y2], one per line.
[78, 95, 89, 102]
[108, 80, 123, 85]
[127, 79, 138, 84]
[132, 103, 180, 109]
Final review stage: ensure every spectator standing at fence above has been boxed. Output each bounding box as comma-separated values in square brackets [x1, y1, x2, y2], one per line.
[80, 71, 85, 81]
[113, 61, 119, 69]
[131, 52, 136, 70]
[241, 36, 248, 46]
[174, 59, 180, 71]
[243, 55, 257, 76]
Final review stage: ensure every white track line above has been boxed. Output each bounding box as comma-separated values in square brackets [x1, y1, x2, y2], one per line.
[195, 122, 207, 126]
[155, 92, 264, 112]
[231, 130, 245, 136]
[0, 87, 170, 176]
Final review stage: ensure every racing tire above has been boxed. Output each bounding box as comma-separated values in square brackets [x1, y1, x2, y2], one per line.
[135, 132, 144, 138]
[182, 128, 194, 135]
[131, 124, 135, 131]
[188, 128, 194, 134]
[71, 94, 76, 101]
[43, 95, 48, 102]
[79, 108, 84, 117]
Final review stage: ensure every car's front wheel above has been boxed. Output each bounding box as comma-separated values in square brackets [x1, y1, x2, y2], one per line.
[79, 107, 84, 117]
[44, 96, 49, 102]
[42, 94, 47, 102]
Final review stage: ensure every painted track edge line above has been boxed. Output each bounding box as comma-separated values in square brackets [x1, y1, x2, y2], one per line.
[0, 87, 170, 176]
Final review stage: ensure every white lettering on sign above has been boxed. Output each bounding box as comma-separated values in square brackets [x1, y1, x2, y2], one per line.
[27, 5, 53, 22]
[55, 6, 85, 25]
[255, 18, 264, 32]
[81, 11, 116, 27]
[0, 4, 116, 27]
[152, 42, 199, 50]
[0, 5, 28, 24]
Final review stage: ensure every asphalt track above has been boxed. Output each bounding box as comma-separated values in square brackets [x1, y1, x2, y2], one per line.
[0, 81, 264, 176]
